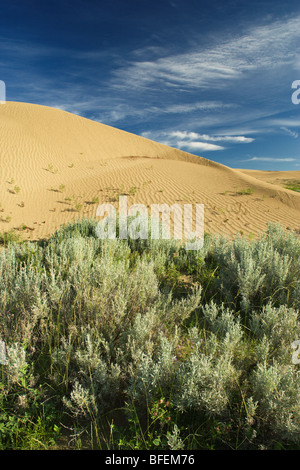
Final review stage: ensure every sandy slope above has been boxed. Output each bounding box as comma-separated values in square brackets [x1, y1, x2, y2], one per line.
[1, 101, 299, 241]
[238, 169, 300, 189]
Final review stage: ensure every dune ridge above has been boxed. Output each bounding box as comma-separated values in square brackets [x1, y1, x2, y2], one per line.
[0, 101, 299, 241]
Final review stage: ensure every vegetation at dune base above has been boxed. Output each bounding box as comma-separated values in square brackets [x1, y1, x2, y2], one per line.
[0, 218, 299, 450]
[284, 181, 300, 193]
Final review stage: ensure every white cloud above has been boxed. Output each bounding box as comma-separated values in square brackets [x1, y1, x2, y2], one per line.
[141, 128, 256, 152]
[168, 131, 199, 140]
[202, 135, 254, 143]
[246, 157, 297, 162]
[162, 101, 236, 114]
[96, 100, 236, 124]
[177, 141, 225, 151]
[266, 118, 300, 128]
[169, 131, 254, 143]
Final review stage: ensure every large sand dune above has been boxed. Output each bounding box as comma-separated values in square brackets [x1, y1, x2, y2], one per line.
[1, 101, 299, 241]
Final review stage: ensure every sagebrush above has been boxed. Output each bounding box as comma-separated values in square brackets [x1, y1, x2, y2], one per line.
[0, 219, 299, 449]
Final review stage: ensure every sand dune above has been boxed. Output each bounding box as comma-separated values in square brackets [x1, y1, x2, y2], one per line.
[1, 101, 299, 241]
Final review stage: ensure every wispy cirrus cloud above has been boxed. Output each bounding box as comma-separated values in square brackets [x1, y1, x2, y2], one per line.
[155, 101, 236, 114]
[92, 100, 236, 124]
[2, 13, 299, 134]
[110, 15, 300, 92]
[245, 157, 297, 162]
[98, 13, 300, 149]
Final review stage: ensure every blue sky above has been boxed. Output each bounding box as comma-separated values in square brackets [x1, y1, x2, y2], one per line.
[1, 0, 299, 170]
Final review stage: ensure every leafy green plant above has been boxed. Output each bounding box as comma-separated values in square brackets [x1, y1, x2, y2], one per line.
[114, 398, 179, 450]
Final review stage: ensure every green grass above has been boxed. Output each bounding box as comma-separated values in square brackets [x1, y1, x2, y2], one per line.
[236, 188, 254, 195]
[280, 179, 300, 193]
[129, 186, 138, 196]
[284, 185, 300, 193]
[74, 202, 83, 212]
[90, 196, 99, 204]
[0, 229, 21, 246]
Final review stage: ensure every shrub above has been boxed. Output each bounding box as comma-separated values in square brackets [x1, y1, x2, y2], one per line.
[0, 219, 299, 449]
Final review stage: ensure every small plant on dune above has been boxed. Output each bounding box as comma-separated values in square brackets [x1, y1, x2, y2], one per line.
[58, 184, 66, 193]
[237, 188, 254, 196]
[13, 186, 20, 194]
[129, 186, 138, 196]
[47, 164, 59, 174]
[75, 202, 83, 212]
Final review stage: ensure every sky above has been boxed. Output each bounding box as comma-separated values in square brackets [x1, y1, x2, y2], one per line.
[0, 0, 300, 170]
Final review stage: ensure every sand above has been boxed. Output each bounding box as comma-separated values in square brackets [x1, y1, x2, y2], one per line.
[1, 101, 299, 242]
